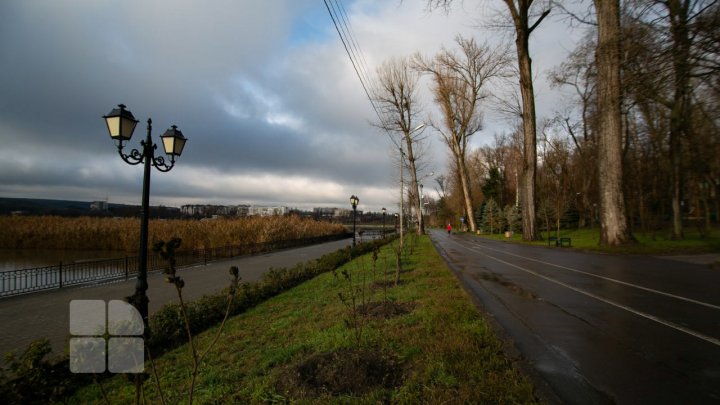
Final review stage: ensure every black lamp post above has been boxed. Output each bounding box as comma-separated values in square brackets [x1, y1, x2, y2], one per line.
[350, 195, 359, 246]
[381, 207, 387, 238]
[102, 104, 187, 336]
[419, 184, 424, 228]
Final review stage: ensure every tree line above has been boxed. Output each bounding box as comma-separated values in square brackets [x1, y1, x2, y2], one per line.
[373, 0, 718, 246]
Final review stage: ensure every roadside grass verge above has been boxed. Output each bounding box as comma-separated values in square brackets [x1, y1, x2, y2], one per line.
[476, 227, 720, 255]
[68, 236, 538, 404]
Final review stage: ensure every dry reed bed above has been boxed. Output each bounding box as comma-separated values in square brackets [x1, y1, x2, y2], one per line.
[0, 216, 346, 251]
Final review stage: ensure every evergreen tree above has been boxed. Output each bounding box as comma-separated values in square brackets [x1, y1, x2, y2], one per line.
[481, 198, 503, 234]
[504, 205, 522, 233]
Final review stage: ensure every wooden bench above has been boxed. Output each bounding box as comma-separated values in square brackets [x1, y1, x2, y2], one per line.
[547, 236, 572, 247]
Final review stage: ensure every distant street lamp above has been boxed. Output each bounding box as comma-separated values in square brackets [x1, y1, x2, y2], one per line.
[381, 207, 387, 238]
[419, 184, 424, 225]
[350, 195, 359, 246]
[103, 104, 187, 336]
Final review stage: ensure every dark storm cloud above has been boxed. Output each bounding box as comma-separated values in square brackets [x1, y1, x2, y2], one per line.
[0, 0, 580, 210]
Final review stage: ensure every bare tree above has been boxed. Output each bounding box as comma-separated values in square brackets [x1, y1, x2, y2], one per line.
[549, 32, 599, 228]
[434, 173, 448, 199]
[626, 0, 718, 239]
[373, 57, 427, 235]
[415, 36, 510, 233]
[499, 0, 552, 241]
[593, 0, 634, 245]
[427, 0, 551, 241]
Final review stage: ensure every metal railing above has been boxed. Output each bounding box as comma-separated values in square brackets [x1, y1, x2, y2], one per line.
[0, 233, 351, 298]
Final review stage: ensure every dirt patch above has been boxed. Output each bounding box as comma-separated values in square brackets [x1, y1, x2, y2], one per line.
[277, 348, 403, 398]
[369, 279, 405, 291]
[359, 301, 415, 319]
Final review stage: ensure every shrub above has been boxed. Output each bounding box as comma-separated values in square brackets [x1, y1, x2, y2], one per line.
[0, 338, 89, 404]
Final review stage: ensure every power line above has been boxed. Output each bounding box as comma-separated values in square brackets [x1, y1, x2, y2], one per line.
[322, 0, 390, 132]
[333, 0, 378, 101]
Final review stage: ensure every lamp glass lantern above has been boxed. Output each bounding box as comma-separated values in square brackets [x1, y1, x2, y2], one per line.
[350, 195, 359, 209]
[160, 125, 187, 157]
[103, 104, 139, 143]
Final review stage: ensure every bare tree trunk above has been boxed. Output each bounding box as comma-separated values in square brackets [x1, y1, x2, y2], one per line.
[458, 154, 477, 232]
[668, 0, 693, 240]
[594, 0, 634, 246]
[502, 1, 549, 241]
[517, 28, 539, 241]
[406, 144, 425, 235]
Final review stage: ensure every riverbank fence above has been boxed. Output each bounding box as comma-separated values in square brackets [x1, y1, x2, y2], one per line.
[0, 233, 352, 298]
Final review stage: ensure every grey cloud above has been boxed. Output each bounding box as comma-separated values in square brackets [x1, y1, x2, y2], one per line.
[0, 0, 580, 211]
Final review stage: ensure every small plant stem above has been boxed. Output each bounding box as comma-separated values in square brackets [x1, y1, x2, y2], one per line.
[135, 375, 142, 405]
[198, 283, 238, 364]
[94, 374, 111, 405]
[176, 287, 199, 404]
[145, 345, 168, 405]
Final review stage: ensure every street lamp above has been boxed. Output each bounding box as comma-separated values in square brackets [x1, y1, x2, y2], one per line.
[381, 207, 387, 238]
[419, 184, 424, 225]
[102, 104, 187, 336]
[350, 195, 359, 246]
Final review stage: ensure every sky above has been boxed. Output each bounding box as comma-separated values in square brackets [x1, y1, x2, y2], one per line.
[0, 0, 584, 213]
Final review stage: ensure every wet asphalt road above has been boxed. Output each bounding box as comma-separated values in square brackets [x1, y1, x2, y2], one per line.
[429, 230, 720, 404]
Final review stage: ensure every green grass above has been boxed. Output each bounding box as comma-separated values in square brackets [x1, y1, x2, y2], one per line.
[476, 227, 720, 255]
[68, 236, 538, 404]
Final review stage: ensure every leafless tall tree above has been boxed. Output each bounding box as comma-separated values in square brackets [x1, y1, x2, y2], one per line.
[373, 57, 427, 235]
[499, 0, 551, 241]
[593, 0, 634, 245]
[415, 36, 510, 233]
[427, 0, 551, 241]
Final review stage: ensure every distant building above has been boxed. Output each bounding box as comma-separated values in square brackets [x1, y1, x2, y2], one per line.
[90, 201, 109, 211]
[335, 208, 353, 218]
[248, 205, 289, 217]
[181, 204, 205, 216]
[313, 207, 336, 220]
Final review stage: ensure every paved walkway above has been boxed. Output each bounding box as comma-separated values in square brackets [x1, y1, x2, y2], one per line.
[0, 238, 351, 364]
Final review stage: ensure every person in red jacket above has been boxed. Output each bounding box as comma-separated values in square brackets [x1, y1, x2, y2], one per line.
[447, 223, 452, 235]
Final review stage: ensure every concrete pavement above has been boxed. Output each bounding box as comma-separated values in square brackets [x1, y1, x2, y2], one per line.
[0, 238, 352, 364]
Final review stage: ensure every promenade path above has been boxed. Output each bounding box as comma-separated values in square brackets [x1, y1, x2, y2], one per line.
[0, 238, 352, 364]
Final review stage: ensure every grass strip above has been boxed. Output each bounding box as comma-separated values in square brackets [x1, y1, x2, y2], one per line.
[477, 227, 720, 255]
[68, 236, 538, 404]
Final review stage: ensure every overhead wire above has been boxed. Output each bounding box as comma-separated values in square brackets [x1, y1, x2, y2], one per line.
[322, 0, 401, 149]
[333, 0, 378, 102]
[323, 0, 382, 122]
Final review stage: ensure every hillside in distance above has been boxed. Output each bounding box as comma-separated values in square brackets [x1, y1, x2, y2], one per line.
[0, 197, 179, 218]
